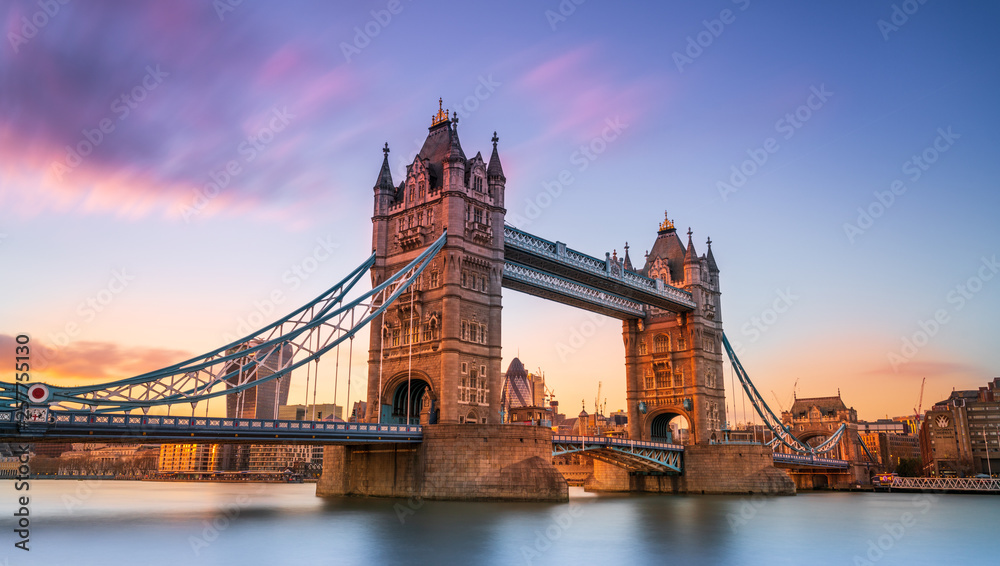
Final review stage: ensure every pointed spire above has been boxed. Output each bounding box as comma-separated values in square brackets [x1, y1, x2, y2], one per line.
[706, 236, 719, 272]
[623, 242, 634, 271]
[684, 227, 698, 263]
[374, 142, 393, 192]
[446, 114, 465, 160]
[487, 131, 505, 179]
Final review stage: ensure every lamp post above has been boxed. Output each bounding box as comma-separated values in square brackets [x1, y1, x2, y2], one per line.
[983, 428, 993, 477]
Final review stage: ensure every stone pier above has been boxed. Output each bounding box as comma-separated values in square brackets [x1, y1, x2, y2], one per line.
[583, 444, 795, 496]
[317, 424, 568, 502]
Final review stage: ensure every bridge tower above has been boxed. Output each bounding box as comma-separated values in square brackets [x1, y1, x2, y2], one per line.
[367, 101, 506, 426]
[626, 213, 727, 444]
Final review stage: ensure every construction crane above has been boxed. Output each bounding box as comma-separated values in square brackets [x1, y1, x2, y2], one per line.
[770, 378, 799, 414]
[771, 390, 786, 413]
[913, 377, 926, 431]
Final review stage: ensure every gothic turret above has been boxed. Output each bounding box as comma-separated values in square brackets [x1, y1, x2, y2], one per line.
[706, 237, 719, 274]
[683, 228, 700, 285]
[487, 131, 506, 207]
[374, 142, 395, 215]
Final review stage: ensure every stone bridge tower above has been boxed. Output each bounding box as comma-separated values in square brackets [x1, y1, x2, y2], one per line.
[626, 213, 727, 444]
[366, 101, 506, 425]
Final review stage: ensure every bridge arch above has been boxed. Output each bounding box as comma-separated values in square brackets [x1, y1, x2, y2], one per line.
[796, 429, 848, 460]
[382, 372, 433, 425]
[644, 407, 693, 445]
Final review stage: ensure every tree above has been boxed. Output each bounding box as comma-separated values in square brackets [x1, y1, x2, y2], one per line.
[895, 458, 922, 477]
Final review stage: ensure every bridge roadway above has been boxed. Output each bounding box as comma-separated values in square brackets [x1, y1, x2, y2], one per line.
[502, 226, 696, 318]
[1, 411, 848, 473]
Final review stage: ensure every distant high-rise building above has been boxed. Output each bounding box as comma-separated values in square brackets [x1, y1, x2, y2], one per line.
[278, 403, 343, 422]
[158, 443, 221, 473]
[224, 339, 294, 420]
[501, 358, 553, 425]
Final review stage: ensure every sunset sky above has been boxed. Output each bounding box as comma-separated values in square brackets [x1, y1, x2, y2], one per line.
[2, 1, 998, 423]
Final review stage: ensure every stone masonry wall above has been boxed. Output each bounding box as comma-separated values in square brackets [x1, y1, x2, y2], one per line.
[316, 424, 568, 502]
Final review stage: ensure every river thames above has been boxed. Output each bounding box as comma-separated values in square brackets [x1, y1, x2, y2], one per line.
[3, 480, 997, 565]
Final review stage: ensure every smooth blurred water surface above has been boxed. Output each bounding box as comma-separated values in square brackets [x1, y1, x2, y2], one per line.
[1, 480, 996, 565]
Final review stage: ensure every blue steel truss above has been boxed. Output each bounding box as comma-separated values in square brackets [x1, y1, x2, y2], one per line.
[502, 261, 646, 318]
[0, 232, 448, 415]
[722, 333, 846, 456]
[552, 435, 683, 473]
[0, 410, 421, 444]
[503, 226, 696, 311]
[772, 452, 849, 469]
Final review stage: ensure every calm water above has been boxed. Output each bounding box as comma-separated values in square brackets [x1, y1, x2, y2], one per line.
[1, 480, 997, 565]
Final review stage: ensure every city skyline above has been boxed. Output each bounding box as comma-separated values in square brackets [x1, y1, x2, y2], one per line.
[2, 1, 999, 422]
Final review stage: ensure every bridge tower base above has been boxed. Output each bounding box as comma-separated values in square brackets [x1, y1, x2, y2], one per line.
[583, 445, 795, 496]
[316, 424, 568, 502]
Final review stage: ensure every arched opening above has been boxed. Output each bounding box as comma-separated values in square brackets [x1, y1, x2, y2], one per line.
[386, 378, 430, 425]
[650, 412, 691, 445]
[811, 474, 829, 490]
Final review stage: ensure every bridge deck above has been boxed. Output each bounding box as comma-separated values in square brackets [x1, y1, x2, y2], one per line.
[0, 412, 422, 444]
[772, 452, 850, 469]
[503, 226, 695, 315]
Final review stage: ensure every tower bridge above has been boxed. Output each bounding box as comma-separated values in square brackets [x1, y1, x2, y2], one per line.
[1, 102, 862, 500]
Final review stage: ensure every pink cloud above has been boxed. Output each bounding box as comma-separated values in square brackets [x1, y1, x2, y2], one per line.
[513, 45, 668, 144]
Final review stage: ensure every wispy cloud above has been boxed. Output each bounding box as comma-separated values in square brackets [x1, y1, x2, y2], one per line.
[0, 334, 190, 384]
[512, 45, 666, 144]
[0, 1, 365, 223]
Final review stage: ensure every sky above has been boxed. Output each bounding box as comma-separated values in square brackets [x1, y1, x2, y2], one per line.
[1, 0, 998, 423]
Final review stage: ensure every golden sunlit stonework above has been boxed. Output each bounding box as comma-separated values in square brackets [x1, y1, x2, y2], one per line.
[658, 211, 675, 233]
[626, 219, 726, 445]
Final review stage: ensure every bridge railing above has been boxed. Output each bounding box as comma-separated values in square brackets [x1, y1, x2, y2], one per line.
[890, 476, 1000, 492]
[772, 452, 849, 469]
[4, 410, 422, 436]
[503, 226, 695, 308]
[552, 435, 684, 452]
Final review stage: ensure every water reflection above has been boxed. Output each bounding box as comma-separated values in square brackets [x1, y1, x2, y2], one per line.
[3, 481, 998, 565]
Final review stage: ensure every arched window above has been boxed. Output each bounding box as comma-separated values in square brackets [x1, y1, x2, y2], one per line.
[654, 334, 670, 353]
